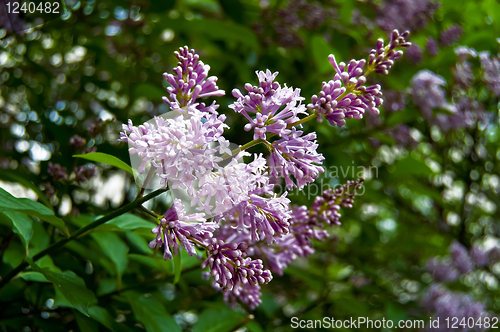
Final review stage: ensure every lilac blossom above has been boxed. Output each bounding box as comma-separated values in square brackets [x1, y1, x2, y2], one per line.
[410, 69, 450, 118]
[231, 194, 291, 244]
[149, 199, 217, 260]
[470, 244, 490, 268]
[229, 70, 307, 140]
[422, 285, 488, 332]
[268, 127, 324, 190]
[119, 106, 228, 190]
[162, 46, 225, 112]
[375, 0, 440, 33]
[69, 135, 86, 149]
[383, 90, 406, 112]
[48, 162, 67, 181]
[406, 44, 423, 64]
[439, 25, 463, 46]
[308, 30, 410, 126]
[427, 37, 439, 56]
[454, 46, 477, 87]
[479, 51, 500, 96]
[202, 239, 273, 292]
[450, 241, 474, 275]
[74, 165, 96, 184]
[426, 257, 459, 282]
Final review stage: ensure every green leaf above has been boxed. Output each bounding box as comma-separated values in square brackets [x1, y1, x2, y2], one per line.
[192, 308, 246, 332]
[311, 35, 336, 74]
[73, 152, 133, 175]
[2, 211, 33, 255]
[124, 291, 182, 332]
[88, 306, 134, 332]
[0, 187, 68, 236]
[126, 232, 153, 254]
[96, 213, 154, 232]
[27, 259, 97, 316]
[0, 172, 52, 209]
[16, 271, 49, 283]
[74, 310, 99, 332]
[173, 253, 181, 284]
[91, 232, 129, 277]
[391, 155, 434, 178]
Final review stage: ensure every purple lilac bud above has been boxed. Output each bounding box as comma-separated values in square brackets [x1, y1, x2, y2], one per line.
[202, 238, 273, 292]
[47, 162, 67, 181]
[426, 258, 459, 282]
[149, 199, 217, 260]
[383, 90, 406, 112]
[222, 282, 263, 310]
[450, 241, 474, 275]
[410, 70, 449, 118]
[386, 124, 418, 147]
[43, 182, 55, 200]
[308, 30, 409, 126]
[406, 44, 423, 64]
[375, 0, 440, 33]
[256, 180, 363, 275]
[268, 127, 324, 190]
[229, 70, 307, 140]
[369, 30, 411, 75]
[232, 194, 291, 244]
[422, 285, 488, 332]
[162, 46, 225, 111]
[69, 135, 86, 149]
[426, 37, 439, 56]
[454, 47, 477, 88]
[74, 165, 96, 184]
[439, 25, 463, 46]
[479, 51, 500, 96]
[470, 244, 490, 268]
[310, 179, 365, 225]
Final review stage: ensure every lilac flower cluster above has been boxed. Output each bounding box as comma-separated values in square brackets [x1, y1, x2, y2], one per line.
[411, 45, 495, 131]
[422, 241, 499, 331]
[439, 25, 463, 46]
[374, 0, 440, 33]
[230, 70, 307, 140]
[254, 0, 336, 48]
[162, 46, 225, 112]
[422, 285, 489, 332]
[308, 30, 410, 127]
[479, 51, 500, 96]
[119, 39, 405, 308]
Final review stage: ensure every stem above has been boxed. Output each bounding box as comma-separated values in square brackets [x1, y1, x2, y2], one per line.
[0, 187, 168, 289]
[136, 167, 155, 199]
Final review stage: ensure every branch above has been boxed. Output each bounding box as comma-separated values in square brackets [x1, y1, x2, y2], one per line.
[0, 187, 168, 289]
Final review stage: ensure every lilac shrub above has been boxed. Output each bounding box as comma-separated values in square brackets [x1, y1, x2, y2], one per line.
[118, 32, 410, 308]
[423, 241, 499, 331]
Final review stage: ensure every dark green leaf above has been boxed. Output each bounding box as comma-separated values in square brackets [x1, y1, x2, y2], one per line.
[2, 211, 33, 255]
[28, 259, 97, 316]
[193, 308, 246, 332]
[74, 310, 99, 332]
[124, 291, 182, 332]
[0, 187, 68, 236]
[91, 232, 129, 277]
